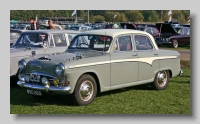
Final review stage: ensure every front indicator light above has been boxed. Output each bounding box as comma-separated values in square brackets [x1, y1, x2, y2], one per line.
[53, 78, 59, 87]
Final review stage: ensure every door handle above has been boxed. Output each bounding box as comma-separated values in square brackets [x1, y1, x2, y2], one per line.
[154, 53, 158, 55]
[132, 54, 138, 57]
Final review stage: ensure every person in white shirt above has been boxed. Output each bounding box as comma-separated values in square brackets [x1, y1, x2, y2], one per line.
[112, 22, 119, 28]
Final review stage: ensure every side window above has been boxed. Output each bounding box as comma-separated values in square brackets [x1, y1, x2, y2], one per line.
[53, 34, 67, 46]
[152, 28, 159, 34]
[145, 28, 152, 34]
[135, 35, 153, 50]
[113, 35, 132, 51]
[183, 28, 188, 35]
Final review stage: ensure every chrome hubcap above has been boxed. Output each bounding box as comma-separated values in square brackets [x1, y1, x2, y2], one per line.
[173, 40, 178, 47]
[157, 71, 167, 87]
[79, 80, 93, 101]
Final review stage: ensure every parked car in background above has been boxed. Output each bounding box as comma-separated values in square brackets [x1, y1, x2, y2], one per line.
[168, 27, 190, 48]
[120, 22, 137, 29]
[17, 29, 183, 106]
[39, 24, 63, 30]
[155, 23, 190, 48]
[136, 26, 161, 41]
[15, 24, 31, 30]
[155, 23, 180, 46]
[68, 26, 92, 31]
[10, 30, 80, 85]
[10, 29, 27, 46]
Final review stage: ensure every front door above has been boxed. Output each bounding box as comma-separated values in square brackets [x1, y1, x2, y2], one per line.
[110, 34, 138, 86]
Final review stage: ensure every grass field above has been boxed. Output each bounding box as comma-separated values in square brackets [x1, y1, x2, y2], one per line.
[10, 60, 190, 114]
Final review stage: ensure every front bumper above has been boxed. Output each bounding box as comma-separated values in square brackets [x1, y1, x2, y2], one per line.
[17, 80, 71, 94]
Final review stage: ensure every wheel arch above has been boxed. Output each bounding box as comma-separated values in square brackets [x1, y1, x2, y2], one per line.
[80, 72, 101, 94]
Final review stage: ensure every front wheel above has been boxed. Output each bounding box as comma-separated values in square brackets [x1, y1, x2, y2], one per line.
[172, 40, 179, 48]
[71, 74, 97, 106]
[151, 70, 170, 90]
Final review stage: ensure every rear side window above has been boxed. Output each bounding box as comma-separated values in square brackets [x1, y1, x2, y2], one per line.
[134, 35, 153, 50]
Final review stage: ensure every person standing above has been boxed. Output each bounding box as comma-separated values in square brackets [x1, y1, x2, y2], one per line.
[112, 22, 119, 28]
[30, 20, 39, 30]
[105, 22, 111, 29]
[46, 20, 56, 30]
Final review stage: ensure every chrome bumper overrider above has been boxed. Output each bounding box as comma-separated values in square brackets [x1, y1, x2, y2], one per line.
[179, 70, 184, 76]
[17, 80, 71, 93]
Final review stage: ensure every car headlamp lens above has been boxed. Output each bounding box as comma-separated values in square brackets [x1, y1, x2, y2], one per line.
[18, 59, 26, 70]
[42, 77, 48, 85]
[55, 63, 65, 75]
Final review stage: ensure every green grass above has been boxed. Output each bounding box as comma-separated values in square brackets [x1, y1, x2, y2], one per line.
[10, 60, 190, 114]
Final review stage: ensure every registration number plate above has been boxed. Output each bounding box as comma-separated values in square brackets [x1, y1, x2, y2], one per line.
[26, 89, 43, 96]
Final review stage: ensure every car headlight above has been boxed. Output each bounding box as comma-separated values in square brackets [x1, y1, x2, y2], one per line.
[42, 77, 48, 85]
[18, 59, 26, 70]
[165, 38, 169, 42]
[55, 63, 65, 75]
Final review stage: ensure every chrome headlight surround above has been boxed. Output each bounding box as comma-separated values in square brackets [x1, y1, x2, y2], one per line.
[18, 59, 26, 70]
[165, 37, 169, 42]
[55, 63, 65, 75]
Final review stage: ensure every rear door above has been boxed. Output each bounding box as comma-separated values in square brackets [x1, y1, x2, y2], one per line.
[133, 34, 159, 81]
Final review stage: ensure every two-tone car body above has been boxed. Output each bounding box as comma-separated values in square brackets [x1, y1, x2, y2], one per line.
[16, 29, 183, 106]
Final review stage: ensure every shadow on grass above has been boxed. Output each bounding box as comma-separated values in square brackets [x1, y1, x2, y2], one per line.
[96, 83, 154, 98]
[10, 88, 76, 106]
[10, 83, 154, 107]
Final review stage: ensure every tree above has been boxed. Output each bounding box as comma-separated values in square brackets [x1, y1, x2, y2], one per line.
[93, 15, 105, 22]
[125, 10, 144, 22]
[147, 10, 159, 22]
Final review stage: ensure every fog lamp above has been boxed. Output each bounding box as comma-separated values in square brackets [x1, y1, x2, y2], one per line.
[53, 78, 59, 86]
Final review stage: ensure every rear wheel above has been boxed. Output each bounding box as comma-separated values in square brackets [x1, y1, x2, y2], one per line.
[151, 70, 170, 90]
[71, 74, 97, 106]
[172, 40, 179, 48]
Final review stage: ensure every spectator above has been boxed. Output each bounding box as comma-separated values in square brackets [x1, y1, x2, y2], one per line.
[105, 22, 111, 29]
[112, 22, 119, 28]
[46, 20, 56, 30]
[30, 20, 39, 30]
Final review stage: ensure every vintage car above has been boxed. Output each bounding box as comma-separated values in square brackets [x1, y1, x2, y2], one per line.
[10, 30, 80, 84]
[17, 29, 183, 106]
[68, 26, 93, 32]
[168, 27, 190, 48]
[155, 23, 190, 48]
[155, 23, 181, 46]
